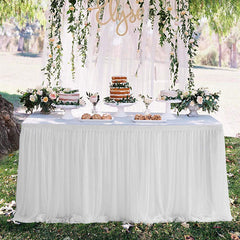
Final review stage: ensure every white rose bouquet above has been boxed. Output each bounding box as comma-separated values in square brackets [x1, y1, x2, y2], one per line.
[19, 86, 57, 113]
[170, 88, 220, 114]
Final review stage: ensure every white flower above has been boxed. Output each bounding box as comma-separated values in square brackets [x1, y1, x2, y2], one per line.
[183, 91, 189, 97]
[29, 95, 36, 102]
[46, 87, 53, 93]
[180, 95, 183, 99]
[144, 98, 153, 104]
[197, 96, 203, 104]
[93, 92, 99, 97]
[188, 15, 193, 19]
[37, 90, 43, 96]
[206, 96, 210, 100]
[90, 95, 98, 103]
[190, 101, 195, 106]
[149, 5, 155, 9]
[189, 39, 194, 44]
[204, 90, 210, 95]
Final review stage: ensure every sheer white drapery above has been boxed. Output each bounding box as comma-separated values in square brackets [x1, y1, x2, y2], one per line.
[43, 0, 189, 98]
[14, 114, 232, 223]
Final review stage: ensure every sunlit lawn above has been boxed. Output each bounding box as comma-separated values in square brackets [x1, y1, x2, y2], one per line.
[0, 137, 239, 239]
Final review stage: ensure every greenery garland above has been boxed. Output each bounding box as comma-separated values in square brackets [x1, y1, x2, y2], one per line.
[42, 0, 65, 86]
[44, 0, 198, 91]
[67, 0, 77, 81]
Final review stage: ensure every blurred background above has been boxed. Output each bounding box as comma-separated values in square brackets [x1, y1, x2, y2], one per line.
[0, 0, 240, 136]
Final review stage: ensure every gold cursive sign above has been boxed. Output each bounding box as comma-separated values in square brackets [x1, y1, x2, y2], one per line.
[91, 0, 144, 36]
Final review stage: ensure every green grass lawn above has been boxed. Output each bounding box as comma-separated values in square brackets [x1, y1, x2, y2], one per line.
[0, 138, 239, 239]
[0, 91, 21, 108]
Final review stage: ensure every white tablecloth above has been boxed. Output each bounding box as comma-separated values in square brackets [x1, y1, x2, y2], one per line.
[14, 112, 232, 223]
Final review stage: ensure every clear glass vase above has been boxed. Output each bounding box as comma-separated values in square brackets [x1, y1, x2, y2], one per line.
[92, 103, 97, 114]
[144, 103, 151, 115]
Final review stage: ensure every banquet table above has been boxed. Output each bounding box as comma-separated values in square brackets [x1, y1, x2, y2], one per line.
[14, 112, 232, 223]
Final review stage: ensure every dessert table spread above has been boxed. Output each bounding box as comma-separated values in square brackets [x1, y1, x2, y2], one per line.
[14, 112, 232, 223]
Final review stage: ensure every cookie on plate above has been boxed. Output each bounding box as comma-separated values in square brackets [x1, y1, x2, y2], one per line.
[91, 114, 102, 119]
[102, 114, 112, 120]
[81, 113, 91, 119]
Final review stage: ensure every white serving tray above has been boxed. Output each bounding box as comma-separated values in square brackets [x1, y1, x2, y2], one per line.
[132, 119, 166, 123]
[80, 118, 114, 123]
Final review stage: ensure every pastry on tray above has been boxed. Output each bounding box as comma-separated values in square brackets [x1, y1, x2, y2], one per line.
[134, 114, 162, 121]
[152, 114, 162, 120]
[81, 113, 91, 119]
[102, 114, 112, 120]
[81, 113, 113, 120]
[91, 114, 102, 119]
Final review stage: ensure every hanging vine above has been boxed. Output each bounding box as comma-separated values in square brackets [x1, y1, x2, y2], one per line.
[67, 0, 77, 80]
[44, 0, 198, 90]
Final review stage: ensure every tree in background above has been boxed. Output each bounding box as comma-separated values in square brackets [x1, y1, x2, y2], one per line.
[0, 0, 46, 26]
[190, 0, 240, 68]
[0, 0, 47, 53]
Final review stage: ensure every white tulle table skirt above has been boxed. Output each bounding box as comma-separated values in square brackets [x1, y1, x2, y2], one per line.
[14, 113, 232, 223]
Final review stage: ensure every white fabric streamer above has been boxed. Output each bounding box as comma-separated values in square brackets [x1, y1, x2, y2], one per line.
[42, 0, 190, 97]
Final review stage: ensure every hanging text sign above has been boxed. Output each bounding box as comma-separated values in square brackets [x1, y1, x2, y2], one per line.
[90, 0, 144, 36]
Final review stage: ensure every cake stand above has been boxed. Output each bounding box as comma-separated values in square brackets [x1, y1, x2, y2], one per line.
[156, 99, 181, 120]
[55, 105, 82, 120]
[105, 102, 135, 117]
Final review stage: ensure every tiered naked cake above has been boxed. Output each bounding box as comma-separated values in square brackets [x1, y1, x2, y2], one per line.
[110, 76, 131, 102]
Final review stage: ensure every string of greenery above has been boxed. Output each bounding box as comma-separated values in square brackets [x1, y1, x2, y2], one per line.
[43, 0, 198, 90]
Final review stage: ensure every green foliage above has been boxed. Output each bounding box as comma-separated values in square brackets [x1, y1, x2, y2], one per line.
[104, 95, 137, 104]
[0, 138, 240, 239]
[110, 82, 130, 89]
[169, 88, 220, 114]
[0, 92, 21, 108]
[189, 0, 240, 37]
[0, 0, 46, 26]
[19, 87, 56, 113]
[43, 0, 198, 90]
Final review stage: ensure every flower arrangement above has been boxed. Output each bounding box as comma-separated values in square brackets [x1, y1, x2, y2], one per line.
[170, 88, 220, 114]
[19, 87, 57, 113]
[19, 87, 86, 113]
[139, 94, 153, 115]
[86, 92, 100, 113]
[86, 92, 100, 104]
